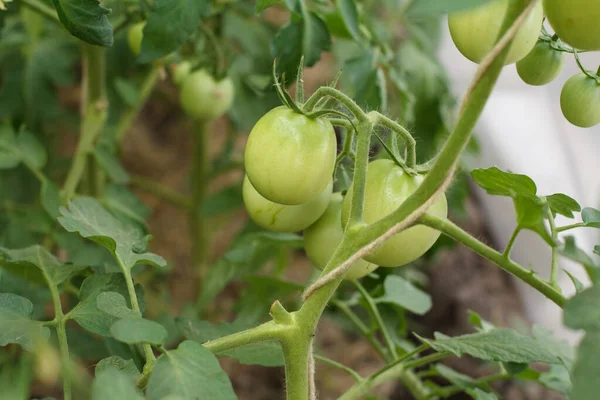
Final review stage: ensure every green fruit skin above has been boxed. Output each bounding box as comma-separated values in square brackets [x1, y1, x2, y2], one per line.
[516, 41, 566, 86]
[560, 73, 600, 128]
[342, 159, 448, 267]
[172, 61, 192, 86]
[448, 0, 544, 64]
[243, 177, 332, 233]
[544, 0, 600, 51]
[127, 22, 145, 56]
[179, 70, 234, 121]
[244, 106, 336, 206]
[304, 193, 379, 280]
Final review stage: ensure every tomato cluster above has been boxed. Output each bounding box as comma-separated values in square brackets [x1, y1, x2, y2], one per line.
[448, 0, 600, 128]
[242, 107, 448, 279]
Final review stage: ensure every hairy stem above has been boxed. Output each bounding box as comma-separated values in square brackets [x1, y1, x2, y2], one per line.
[503, 226, 521, 258]
[547, 209, 560, 287]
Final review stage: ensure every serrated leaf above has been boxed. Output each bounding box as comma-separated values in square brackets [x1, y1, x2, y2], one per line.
[110, 318, 167, 345]
[58, 197, 166, 270]
[571, 331, 600, 400]
[0, 246, 86, 287]
[146, 340, 236, 400]
[95, 356, 140, 379]
[564, 285, 600, 331]
[531, 325, 574, 365]
[41, 179, 61, 219]
[375, 275, 432, 315]
[565, 270, 585, 294]
[71, 273, 145, 336]
[93, 146, 129, 185]
[406, 0, 496, 18]
[582, 208, 600, 228]
[271, 12, 331, 81]
[178, 318, 284, 367]
[559, 236, 599, 276]
[418, 329, 561, 364]
[514, 196, 553, 245]
[138, 0, 210, 63]
[467, 310, 495, 332]
[546, 193, 581, 218]
[91, 367, 144, 400]
[0, 293, 50, 351]
[52, 0, 113, 46]
[471, 167, 537, 198]
[97, 292, 140, 319]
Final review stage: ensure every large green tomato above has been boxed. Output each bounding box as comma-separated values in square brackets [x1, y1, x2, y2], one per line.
[304, 193, 379, 280]
[342, 159, 448, 267]
[516, 41, 565, 86]
[243, 176, 332, 233]
[244, 106, 336, 206]
[544, 0, 600, 51]
[127, 22, 145, 56]
[448, 0, 544, 64]
[560, 73, 600, 128]
[179, 70, 234, 121]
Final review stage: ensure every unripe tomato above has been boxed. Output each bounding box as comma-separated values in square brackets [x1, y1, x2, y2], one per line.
[179, 70, 234, 121]
[304, 193, 379, 279]
[560, 73, 600, 128]
[341, 159, 448, 267]
[172, 61, 192, 86]
[127, 22, 145, 56]
[516, 41, 565, 86]
[244, 106, 336, 205]
[448, 0, 544, 64]
[544, 0, 600, 51]
[243, 176, 332, 233]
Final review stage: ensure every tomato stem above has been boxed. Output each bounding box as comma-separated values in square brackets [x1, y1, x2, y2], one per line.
[191, 121, 210, 280]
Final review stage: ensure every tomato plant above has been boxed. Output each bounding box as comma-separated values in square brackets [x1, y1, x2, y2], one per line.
[1, 0, 600, 400]
[448, 0, 544, 64]
[544, 0, 600, 50]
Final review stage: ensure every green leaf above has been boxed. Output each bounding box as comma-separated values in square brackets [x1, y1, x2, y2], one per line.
[466, 388, 498, 400]
[110, 318, 167, 345]
[0, 293, 50, 351]
[255, 0, 281, 13]
[514, 196, 553, 245]
[58, 197, 166, 270]
[95, 356, 140, 379]
[178, 318, 284, 367]
[565, 270, 585, 294]
[51, 0, 113, 46]
[114, 78, 139, 108]
[564, 285, 600, 331]
[0, 123, 20, 169]
[344, 51, 386, 110]
[471, 167, 537, 198]
[582, 208, 600, 228]
[91, 367, 144, 400]
[16, 131, 46, 170]
[146, 340, 236, 400]
[93, 146, 129, 185]
[0, 245, 85, 287]
[546, 193, 581, 218]
[97, 292, 140, 319]
[41, 179, 61, 219]
[138, 0, 210, 63]
[467, 310, 495, 332]
[201, 185, 243, 217]
[559, 237, 599, 281]
[435, 364, 477, 389]
[417, 329, 562, 364]
[337, 0, 362, 42]
[571, 331, 600, 400]
[538, 364, 571, 395]
[406, 0, 495, 18]
[71, 273, 145, 336]
[375, 275, 432, 315]
[102, 184, 150, 226]
[531, 325, 574, 365]
[271, 12, 331, 81]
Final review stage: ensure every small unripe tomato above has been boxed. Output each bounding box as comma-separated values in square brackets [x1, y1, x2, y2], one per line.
[516, 41, 565, 86]
[342, 159, 448, 267]
[127, 22, 145, 56]
[448, 0, 544, 64]
[172, 61, 192, 86]
[244, 106, 336, 205]
[544, 0, 600, 51]
[304, 193, 379, 280]
[179, 70, 234, 121]
[560, 73, 600, 128]
[243, 176, 332, 233]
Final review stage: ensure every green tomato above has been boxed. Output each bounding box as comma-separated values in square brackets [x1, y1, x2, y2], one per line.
[179, 70, 234, 121]
[172, 61, 192, 86]
[304, 193, 379, 280]
[516, 41, 566, 86]
[544, 0, 600, 51]
[127, 22, 145, 56]
[244, 106, 336, 206]
[341, 159, 448, 267]
[560, 73, 600, 128]
[243, 176, 332, 233]
[448, 0, 544, 64]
